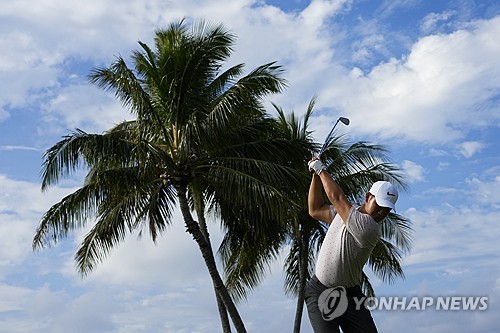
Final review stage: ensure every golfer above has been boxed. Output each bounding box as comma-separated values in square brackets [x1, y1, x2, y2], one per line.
[305, 157, 398, 333]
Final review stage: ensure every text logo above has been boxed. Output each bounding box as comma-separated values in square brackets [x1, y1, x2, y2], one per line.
[318, 286, 348, 321]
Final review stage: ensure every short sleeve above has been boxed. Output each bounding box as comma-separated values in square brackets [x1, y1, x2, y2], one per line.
[329, 205, 337, 223]
[346, 207, 381, 248]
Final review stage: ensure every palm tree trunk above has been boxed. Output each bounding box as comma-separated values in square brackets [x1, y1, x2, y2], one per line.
[293, 228, 309, 333]
[194, 195, 232, 333]
[176, 184, 246, 333]
[215, 291, 232, 333]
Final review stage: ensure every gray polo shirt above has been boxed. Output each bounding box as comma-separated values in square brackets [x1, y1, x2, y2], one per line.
[315, 205, 381, 288]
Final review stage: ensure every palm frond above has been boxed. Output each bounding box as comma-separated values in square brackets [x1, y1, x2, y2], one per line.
[381, 213, 413, 253]
[75, 203, 131, 276]
[33, 185, 103, 250]
[360, 272, 375, 298]
[41, 129, 138, 191]
[89, 57, 152, 117]
[203, 157, 305, 222]
[283, 217, 327, 296]
[137, 184, 177, 242]
[206, 63, 245, 101]
[325, 142, 408, 204]
[368, 239, 405, 284]
[74, 177, 175, 276]
[219, 227, 283, 302]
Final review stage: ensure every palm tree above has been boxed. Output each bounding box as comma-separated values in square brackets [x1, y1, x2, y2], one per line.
[32, 20, 308, 333]
[220, 98, 413, 332]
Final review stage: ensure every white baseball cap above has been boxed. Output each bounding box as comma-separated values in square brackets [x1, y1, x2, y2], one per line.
[369, 181, 398, 210]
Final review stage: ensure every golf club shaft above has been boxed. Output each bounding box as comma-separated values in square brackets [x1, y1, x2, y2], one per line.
[318, 119, 340, 156]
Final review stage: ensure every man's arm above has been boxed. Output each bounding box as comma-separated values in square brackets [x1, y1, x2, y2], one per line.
[308, 174, 333, 223]
[318, 170, 352, 224]
[308, 158, 352, 224]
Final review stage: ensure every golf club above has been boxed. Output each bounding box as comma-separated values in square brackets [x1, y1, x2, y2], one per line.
[318, 117, 350, 157]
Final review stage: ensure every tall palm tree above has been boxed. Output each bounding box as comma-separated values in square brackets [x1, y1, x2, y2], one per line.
[32, 20, 308, 333]
[220, 98, 413, 332]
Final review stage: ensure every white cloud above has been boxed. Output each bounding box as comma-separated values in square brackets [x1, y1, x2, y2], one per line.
[0, 175, 76, 273]
[404, 200, 500, 271]
[428, 148, 449, 157]
[465, 175, 500, 208]
[396, 171, 500, 309]
[299, 0, 347, 29]
[457, 141, 485, 158]
[0, 107, 8, 122]
[378, 0, 421, 17]
[401, 160, 426, 183]
[443, 267, 469, 276]
[0, 31, 60, 117]
[0, 0, 352, 133]
[320, 16, 500, 144]
[0, 146, 38, 151]
[71, 209, 223, 288]
[420, 11, 455, 33]
[0, 0, 181, 122]
[0, 283, 121, 333]
[437, 162, 450, 171]
[351, 32, 387, 62]
[42, 84, 130, 134]
[4, 0, 497, 146]
[0, 174, 76, 216]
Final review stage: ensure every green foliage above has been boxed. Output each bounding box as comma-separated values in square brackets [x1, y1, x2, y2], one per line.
[34, 19, 413, 316]
[34, 20, 301, 281]
[220, 98, 413, 304]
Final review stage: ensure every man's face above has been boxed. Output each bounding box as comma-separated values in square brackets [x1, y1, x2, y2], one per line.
[365, 193, 391, 222]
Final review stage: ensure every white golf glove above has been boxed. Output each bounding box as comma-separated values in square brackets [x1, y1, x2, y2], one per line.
[308, 159, 326, 175]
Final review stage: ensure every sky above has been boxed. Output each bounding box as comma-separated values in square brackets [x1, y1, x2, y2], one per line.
[0, 0, 499, 332]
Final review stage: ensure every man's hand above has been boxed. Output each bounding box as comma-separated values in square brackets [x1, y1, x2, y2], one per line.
[308, 157, 326, 175]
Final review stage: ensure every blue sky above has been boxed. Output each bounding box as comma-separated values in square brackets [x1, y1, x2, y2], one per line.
[0, 0, 499, 332]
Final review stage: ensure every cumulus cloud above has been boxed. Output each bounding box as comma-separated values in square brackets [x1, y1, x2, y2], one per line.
[1, 0, 352, 136]
[457, 141, 485, 158]
[403, 169, 500, 271]
[4, 0, 498, 146]
[401, 160, 426, 183]
[0, 175, 74, 271]
[404, 205, 499, 267]
[71, 209, 224, 288]
[466, 175, 500, 208]
[0, 31, 60, 118]
[41, 84, 130, 134]
[320, 16, 500, 143]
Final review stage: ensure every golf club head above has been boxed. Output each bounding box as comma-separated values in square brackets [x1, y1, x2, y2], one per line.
[339, 117, 350, 126]
[318, 116, 350, 156]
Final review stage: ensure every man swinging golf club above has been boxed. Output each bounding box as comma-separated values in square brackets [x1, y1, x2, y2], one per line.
[305, 155, 398, 333]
